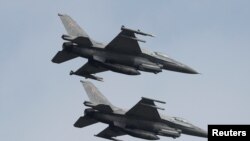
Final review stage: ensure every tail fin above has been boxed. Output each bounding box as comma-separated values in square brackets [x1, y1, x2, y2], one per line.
[58, 13, 90, 37]
[58, 13, 93, 47]
[81, 80, 114, 107]
[52, 14, 91, 64]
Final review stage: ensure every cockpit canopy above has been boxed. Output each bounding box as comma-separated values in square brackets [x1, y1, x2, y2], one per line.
[173, 117, 193, 127]
[154, 52, 169, 58]
[141, 48, 170, 60]
[174, 117, 189, 123]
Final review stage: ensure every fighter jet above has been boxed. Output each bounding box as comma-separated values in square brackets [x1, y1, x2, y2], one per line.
[52, 14, 198, 81]
[74, 81, 207, 140]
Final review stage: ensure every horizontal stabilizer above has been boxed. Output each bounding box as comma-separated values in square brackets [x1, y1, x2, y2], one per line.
[51, 50, 78, 63]
[74, 116, 98, 128]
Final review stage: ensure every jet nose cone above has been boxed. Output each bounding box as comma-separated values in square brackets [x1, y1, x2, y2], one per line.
[183, 66, 199, 74]
[201, 130, 208, 138]
[162, 58, 199, 74]
[196, 128, 208, 138]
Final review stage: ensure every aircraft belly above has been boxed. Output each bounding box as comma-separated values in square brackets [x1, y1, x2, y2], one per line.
[105, 53, 136, 66]
[93, 113, 125, 125]
[121, 128, 159, 140]
[97, 63, 140, 75]
[71, 47, 95, 59]
[93, 113, 157, 131]
[124, 118, 158, 132]
[70, 47, 156, 72]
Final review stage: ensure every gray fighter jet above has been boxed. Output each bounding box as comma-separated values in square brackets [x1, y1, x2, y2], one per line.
[52, 14, 198, 81]
[75, 81, 207, 140]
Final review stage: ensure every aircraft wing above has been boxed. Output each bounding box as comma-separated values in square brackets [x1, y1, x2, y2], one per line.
[73, 61, 108, 75]
[125, 97, 165, 121]
[105, 27, 143, 55]
[95, 126, 125, 141]
[71, 61, 107, 81]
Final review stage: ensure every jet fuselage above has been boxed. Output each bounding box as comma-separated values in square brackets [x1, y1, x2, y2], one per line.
[86, 109, 207, 140]
[65, 43, 198, 75]
[53, 14, 199, 81]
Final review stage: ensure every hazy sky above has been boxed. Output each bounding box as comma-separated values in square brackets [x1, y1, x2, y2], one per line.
[1, 1, 250, 141]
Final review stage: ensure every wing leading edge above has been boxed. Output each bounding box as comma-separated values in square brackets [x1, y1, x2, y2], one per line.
[70, 61, 107, 81]
[95, 126, 125, 141]
[125, 97, 165, 121]
[105, 26, 154, 55]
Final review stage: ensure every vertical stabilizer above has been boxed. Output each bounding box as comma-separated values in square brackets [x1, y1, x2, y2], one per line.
[58, 13, 90, 37]
[81, 80, 114, 107]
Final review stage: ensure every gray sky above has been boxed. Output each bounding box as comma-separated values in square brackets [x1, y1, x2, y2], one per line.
[1, 0, 250, 141]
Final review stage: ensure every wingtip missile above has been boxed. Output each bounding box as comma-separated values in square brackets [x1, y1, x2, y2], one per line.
[120, 35, 146, 43]
[84, 74, 104, 82]
[70, 71, 103, 82]
[140, 103, 165, 110]
[121, 26, 155, 37]
[144, 33, 155, 37]
[94, 135, 122, 141]
[142, 97, 166, 104]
